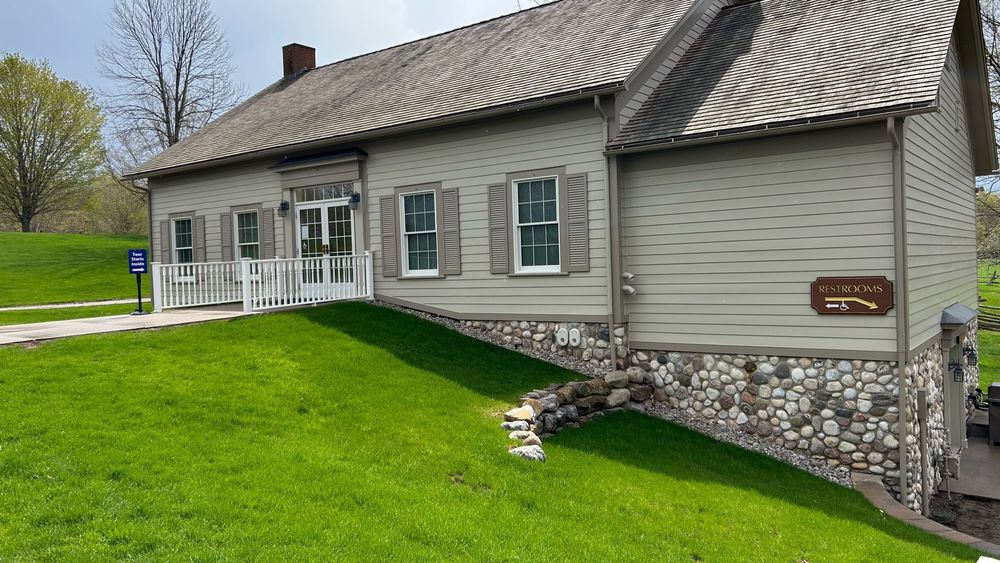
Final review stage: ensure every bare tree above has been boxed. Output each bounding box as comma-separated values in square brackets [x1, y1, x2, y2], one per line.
[515, 0, 552, 9]
[98, 0, 244, 169]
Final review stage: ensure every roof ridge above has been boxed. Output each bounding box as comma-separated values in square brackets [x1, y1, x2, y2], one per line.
[305, 0, 571, 75]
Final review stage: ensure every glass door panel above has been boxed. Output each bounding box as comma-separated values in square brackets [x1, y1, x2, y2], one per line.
[328, 204, 354, 283]
[299, 207, 324, 283]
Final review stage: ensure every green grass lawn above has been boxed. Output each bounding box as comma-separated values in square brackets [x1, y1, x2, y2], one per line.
[0, 303, 145, 326]
[979, 261, 1000, 391]
[0, 303, 979, 560]
[0, 232, 149, 307]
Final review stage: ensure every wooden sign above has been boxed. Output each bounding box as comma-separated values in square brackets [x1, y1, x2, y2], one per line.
[810, 276, 894, 315]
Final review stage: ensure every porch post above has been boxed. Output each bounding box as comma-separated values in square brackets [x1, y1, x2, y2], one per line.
[241, 258, 253, 313]
[151, 262, 163, 312]
[364, 251, 374, 299]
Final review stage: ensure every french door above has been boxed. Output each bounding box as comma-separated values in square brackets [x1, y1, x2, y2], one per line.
[296, 201, 357, 286]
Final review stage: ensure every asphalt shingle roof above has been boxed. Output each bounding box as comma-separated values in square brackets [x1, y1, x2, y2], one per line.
[129, 0, 697, 177]
[612, 0, 961, 148]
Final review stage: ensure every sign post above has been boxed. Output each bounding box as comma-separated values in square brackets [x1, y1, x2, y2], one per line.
[128, 249, 149, 315]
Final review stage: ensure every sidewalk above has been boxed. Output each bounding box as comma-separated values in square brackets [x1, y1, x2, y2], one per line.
[0, 298, 149, 312]
[0, 308, 247, 345]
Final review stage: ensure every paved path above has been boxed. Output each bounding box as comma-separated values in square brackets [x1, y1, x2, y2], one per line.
[0, 298, 149, 312]
[0, 309, 247, 345]
[852, 472, 1000, 557]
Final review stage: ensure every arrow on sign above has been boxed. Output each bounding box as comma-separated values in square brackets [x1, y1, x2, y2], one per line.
[824, 296, 878, 310]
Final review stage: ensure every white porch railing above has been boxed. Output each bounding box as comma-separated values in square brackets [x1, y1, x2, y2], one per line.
[151, 252, 374, 313]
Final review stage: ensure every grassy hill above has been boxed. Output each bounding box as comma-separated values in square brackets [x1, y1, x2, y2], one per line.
[0, 232, 149, 307]
[0, 303, 978, 560]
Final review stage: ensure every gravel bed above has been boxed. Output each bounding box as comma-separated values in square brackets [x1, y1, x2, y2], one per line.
[646, 401, 854, 488]
[376, 300, 853, 488]
[373, 300, 607, 378]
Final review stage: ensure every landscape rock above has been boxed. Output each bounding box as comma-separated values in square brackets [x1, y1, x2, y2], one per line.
[509, 445, 546, 462]
[504, 406, 535, 423]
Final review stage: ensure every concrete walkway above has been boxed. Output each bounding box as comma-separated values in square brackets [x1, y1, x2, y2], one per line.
[0, 298, 149, 312]
[852, 472, 1000, 557]
[0, 308, 247, 345]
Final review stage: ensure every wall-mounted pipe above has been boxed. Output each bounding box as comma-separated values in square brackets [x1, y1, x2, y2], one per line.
[594, 95, 618, 344]
[888, 116, 911, 508]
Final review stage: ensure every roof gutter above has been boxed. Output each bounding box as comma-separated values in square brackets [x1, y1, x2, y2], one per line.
[604, 103, 936, 155]
[126, 84, 625, 180]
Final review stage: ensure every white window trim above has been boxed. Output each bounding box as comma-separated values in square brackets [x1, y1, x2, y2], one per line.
[171, 216, 194, 264]
[233, 210, 260, 260]
[399, 190, 439, 278]
[512, 175, 560, 274]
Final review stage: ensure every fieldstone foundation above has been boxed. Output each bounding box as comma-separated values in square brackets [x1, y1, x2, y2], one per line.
[628, 351, 902, 478]
[460, 320, 628, 370]
[445, 309, 979, 512]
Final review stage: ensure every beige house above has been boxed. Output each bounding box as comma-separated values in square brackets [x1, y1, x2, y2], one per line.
[128, 0, 996, 511]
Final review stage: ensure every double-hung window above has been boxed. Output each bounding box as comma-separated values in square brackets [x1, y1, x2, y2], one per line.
[513, 176, 559, 273]
[400, 191, 438, 276]
[172, 217, 193, 264]
[234, 210, 260, 260]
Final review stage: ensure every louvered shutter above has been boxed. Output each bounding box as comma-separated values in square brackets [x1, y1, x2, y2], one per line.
[193, 216, 206, 262]
[260, 207, 275, 259]
[220, 213, 233, 261]
[565, 173, 590, 272]
[380, 195, 399, 277]
[487, 183, 509, 274]
[159, 220, 171, 264]
[441, 188, 461, 275]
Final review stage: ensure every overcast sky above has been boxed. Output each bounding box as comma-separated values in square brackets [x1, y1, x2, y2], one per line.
[1, 0, 527, 94]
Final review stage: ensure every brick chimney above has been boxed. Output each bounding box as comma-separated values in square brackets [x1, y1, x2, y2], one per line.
[282, 43, 316, 77]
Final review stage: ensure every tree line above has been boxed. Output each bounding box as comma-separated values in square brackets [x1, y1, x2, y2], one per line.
[0, 0, 242, 234]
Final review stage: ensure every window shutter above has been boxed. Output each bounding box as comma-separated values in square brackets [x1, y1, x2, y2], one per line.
[260, 208, 275, 259]
[380, 195, 399, 277]
[487, 183, 509, 274]
[159, 220, 171, 264]
[220, 213, 233, 261]
[441, 188, 461, 275]
[565, 173, 590, 272]
[194, 216, 206, 262]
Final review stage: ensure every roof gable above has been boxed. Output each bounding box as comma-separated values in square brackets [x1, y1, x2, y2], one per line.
[612, 0, 965, 149]
[129, 0, 697, 178]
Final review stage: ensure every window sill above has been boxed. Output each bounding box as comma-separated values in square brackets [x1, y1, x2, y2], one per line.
[508, 271, 569, 278]
[399, 273, 445, 280]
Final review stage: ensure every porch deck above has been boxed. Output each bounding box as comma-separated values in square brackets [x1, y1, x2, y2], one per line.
[945, 413, 1000, 501]
[152, 253, 374, 313]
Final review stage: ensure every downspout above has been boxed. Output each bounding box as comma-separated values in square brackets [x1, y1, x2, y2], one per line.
[594, 96, 617, 349]
[136, 183, 154, 258]
[888, 117, 911, 508]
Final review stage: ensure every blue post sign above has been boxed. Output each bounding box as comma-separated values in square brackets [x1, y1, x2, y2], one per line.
[128, 249, 148, 314]
[128, 249, 148, 274]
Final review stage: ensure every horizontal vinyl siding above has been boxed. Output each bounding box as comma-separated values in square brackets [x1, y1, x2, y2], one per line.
[365, 102, 609, 319]
[149, 162, 284, 262]
[904, 40, 978, 352]
[622, 123, 898, 356]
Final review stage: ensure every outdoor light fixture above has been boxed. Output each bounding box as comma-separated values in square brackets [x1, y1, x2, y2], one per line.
[950, 361, 964, 383]
[277, 200, 290, 218]
[963, 340, 978, 367]
[348, 193, 361, 211]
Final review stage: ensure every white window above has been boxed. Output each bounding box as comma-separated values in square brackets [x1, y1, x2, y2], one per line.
[234, 210, 260, 260]
[172, 217, 193, 264]
[513, 176, 559, 273]
[400, 191, 438, 276]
